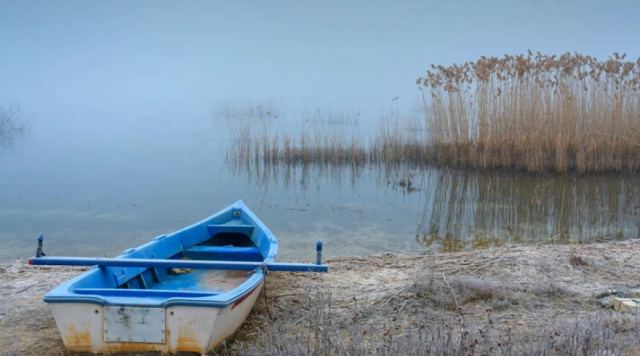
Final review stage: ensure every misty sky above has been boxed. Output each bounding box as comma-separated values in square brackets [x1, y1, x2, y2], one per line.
[1, 0, 639, 116]
[0, 0, 639, 260]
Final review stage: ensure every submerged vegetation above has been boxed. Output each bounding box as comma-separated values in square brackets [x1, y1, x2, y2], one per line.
[227, 52, 640, 174]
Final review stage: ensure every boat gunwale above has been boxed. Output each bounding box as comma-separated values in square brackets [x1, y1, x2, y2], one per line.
[42, 200, 277, 308]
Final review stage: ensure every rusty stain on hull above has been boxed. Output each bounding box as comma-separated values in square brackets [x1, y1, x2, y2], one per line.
[64, 315, 205, 353]
[103, 342, 166, 353]
[66, 324, 165, 353]
[56, 281, 263, 353]
[176, 327, 204, 353]
[65, 324, 92, 351]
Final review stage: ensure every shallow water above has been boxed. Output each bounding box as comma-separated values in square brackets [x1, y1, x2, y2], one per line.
[1, 110, 639, 263]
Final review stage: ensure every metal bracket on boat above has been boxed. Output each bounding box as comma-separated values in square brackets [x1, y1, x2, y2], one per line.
[316, 240, 323, 265]
[260, 265, 270, 276]
[36, 233, 46, 257]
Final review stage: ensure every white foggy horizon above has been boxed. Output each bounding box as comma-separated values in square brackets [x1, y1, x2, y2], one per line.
[1, 0, 639, 120]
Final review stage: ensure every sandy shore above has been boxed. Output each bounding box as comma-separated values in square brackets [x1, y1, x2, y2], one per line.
[2, 240, 640, 355]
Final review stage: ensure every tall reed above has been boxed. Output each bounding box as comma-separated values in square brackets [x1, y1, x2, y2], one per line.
[227, 53, 640, 174]
[227, 109, 367, 167]
[417, 52, 640, 173]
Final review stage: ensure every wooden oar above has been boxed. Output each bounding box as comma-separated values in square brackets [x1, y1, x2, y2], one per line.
[28, 256, 328, 272]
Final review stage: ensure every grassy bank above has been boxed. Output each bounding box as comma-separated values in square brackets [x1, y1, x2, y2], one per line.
[3, 240, 640, 355]
[229, 241, 640, 355]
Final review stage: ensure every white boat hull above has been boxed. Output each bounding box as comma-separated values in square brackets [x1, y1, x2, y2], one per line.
[48, 282, 263, 354]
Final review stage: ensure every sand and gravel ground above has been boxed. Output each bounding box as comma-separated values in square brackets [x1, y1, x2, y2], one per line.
[2, 240, 640, 355]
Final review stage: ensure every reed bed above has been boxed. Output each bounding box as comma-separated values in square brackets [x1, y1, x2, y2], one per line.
[369, 112, 428, 165]
[227, 106, 427, 170]
[418, 52, 640, 173]
[227, 53, 640, 174]
[227, 109, 368, 167]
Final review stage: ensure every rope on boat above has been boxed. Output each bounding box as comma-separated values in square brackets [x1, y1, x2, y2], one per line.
[262, 266, 273, 320]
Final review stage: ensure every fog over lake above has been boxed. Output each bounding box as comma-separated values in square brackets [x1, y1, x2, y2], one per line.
[1, 0, 639, 261]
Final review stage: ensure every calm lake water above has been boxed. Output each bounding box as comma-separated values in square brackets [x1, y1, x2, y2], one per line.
[1, 108, 639, 263]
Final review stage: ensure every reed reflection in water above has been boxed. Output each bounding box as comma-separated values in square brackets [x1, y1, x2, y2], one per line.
[417, 170, 640, 251]
[226, 155, 640, 252]
[227, 155, 367, 193]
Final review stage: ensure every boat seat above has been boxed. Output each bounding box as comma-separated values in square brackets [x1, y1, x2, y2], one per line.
[183, 245, 263, 262]
[206, 224, 255, 236]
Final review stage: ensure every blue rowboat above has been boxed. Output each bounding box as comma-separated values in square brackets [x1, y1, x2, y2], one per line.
[30, 200, 327, 354]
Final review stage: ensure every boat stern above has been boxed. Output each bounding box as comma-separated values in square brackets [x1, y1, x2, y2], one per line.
[48, 282, 262, 354]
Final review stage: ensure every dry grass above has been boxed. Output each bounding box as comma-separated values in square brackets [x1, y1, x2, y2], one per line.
[227, 241, 640, 355]
[418, 52, 640, 173]
[5, 241, 640, 355]
[414, 265, 568, 310]
[229, 290, 640, 356]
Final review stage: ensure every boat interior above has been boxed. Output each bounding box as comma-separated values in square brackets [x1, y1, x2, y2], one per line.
[65, 215, 273, 300]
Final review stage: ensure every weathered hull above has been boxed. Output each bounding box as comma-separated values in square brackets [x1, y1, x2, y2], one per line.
[49, 282, 262, 354]
[41, 201, 278, 354]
